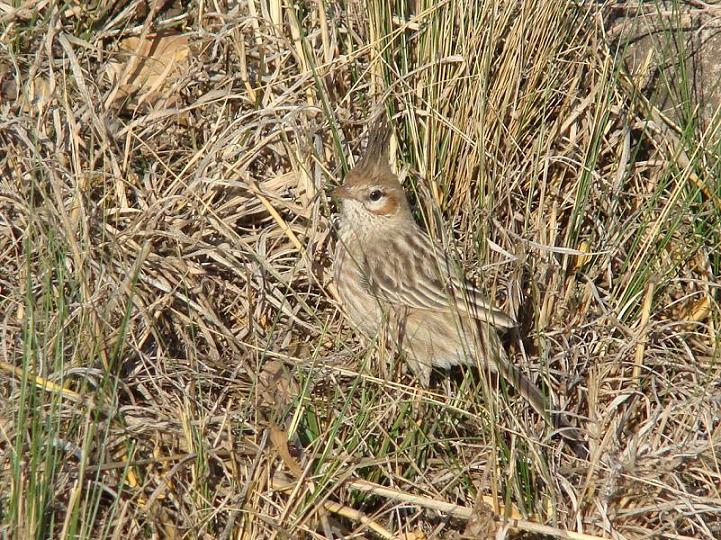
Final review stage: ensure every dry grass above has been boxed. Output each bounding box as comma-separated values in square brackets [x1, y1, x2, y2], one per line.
[1, 0, 720, 539]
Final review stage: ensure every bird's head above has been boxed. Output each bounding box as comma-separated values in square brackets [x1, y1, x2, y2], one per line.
[331, 124, 411, 225]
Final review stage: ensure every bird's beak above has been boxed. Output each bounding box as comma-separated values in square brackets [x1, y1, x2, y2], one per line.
[331, 185, 353, 200]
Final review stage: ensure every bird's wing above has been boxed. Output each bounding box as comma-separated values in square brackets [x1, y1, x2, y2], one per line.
[362, 227, 516, 329]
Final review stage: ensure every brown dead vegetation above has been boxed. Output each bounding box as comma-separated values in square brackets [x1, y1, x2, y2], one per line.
[1, 1, 719, 539]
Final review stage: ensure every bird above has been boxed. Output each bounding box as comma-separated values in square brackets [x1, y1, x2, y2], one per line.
[331, 120, 585, 454]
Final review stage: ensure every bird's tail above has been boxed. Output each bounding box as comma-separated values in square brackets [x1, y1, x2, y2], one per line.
[490, 345, 588, 458]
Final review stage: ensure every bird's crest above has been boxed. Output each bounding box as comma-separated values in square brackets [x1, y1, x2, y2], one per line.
[347, 116, 398, 188]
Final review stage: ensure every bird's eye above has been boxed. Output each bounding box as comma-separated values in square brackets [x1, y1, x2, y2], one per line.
[369, 189, 383, 202]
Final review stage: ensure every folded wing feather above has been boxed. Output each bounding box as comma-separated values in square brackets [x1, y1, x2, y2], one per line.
[363, 227, 515, 329]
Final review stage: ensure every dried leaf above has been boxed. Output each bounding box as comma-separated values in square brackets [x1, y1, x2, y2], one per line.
[269, 424, 304, 478]
[462, 498, 497, 539]
[20, 76, 52, 113]
[106, 31, 190, 108]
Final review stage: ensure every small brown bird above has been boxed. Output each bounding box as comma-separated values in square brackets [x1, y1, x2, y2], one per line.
[332, 122, 584, 451]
